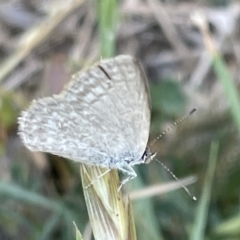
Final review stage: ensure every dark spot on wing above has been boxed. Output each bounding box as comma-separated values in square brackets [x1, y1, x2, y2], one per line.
[98, 65, 111, 80]
[189, 107, 197, 115]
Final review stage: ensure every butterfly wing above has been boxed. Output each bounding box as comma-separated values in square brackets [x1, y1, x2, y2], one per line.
[19, 55, 151, 167]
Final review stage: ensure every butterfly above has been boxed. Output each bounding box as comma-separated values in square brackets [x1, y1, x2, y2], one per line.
[18, 55, 155, 186]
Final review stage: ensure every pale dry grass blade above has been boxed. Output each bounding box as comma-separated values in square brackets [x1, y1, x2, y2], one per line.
[129, 176, 197, 200]
[0, 0, 86, 83]
[81, 165, 136, 240]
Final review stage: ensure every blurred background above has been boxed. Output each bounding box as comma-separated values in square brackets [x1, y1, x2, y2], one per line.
[0, 0, 240, 239]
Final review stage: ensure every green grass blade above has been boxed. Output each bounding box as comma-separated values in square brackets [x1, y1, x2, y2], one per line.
[73, 222, 84, 240]
[190, 141, 219, 240]
[0, 181, 61, 211]
[213, 54, 240, 132]
[40, 213, 61, 240]
[97, 0, 118, 58]
[128, 168, 165, 240]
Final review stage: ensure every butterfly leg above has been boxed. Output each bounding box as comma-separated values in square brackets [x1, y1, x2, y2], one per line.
[118, 165, 137, 191]
[83, 168, 112, 189]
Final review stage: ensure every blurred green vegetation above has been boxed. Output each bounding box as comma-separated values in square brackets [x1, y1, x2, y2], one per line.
[0, 0, 240, 240]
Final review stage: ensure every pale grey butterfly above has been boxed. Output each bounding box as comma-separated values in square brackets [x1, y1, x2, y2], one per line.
[18, 55, 156, 187]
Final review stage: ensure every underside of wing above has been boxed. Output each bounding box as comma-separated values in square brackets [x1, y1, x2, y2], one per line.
[18, 55, 151, 167]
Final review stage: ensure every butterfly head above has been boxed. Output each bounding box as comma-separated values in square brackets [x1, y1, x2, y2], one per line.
[142, 148, 156, 164]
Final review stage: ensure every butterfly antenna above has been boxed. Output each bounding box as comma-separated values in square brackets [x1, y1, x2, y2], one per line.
[155, 158, 197, 201]
[150, 107, 197, 147]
